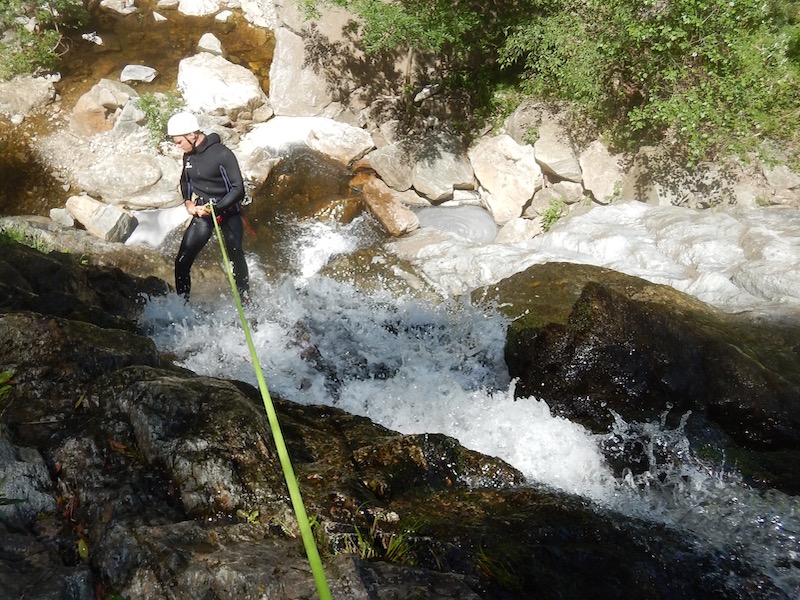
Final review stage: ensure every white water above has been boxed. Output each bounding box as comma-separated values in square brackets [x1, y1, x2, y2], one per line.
[393, 202, 800, 319]
[138, 201, 800, 595]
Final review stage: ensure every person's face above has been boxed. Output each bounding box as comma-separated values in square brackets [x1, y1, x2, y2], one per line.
[172, 132, 198, 152]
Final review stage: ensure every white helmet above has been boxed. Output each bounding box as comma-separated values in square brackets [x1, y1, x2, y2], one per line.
[167, 112, 200, 136]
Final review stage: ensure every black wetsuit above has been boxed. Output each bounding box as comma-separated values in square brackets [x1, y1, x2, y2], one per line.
[174, 132, 249, 299]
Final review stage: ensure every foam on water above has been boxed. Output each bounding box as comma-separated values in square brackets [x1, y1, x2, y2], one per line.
[126, 205, 189, 248]
[403, 202, 800, 315]
[138, 202, 800, 594]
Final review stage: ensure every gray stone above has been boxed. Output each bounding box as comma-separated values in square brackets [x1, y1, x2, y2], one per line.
[580, 140, 624, 203]
[178, 53, 268, 118]
[468, 134, 541, 224]
[411, 133, 474, 202]
[65, 195, 136, 242]
[0, 76, 55, 120]
[69, 79, 139, 137]
[534, 120, 582, 182]
[120, 64, 158, 83]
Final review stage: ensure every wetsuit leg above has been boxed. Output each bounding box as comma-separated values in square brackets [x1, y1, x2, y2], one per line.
[174, 217, 213, 299]
[221, 213, 249, 295]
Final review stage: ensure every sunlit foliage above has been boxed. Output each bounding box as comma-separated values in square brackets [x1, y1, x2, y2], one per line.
[0, 0, 88, 80]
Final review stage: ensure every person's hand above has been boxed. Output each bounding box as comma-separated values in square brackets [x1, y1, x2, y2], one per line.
[186, 201, 211, 217]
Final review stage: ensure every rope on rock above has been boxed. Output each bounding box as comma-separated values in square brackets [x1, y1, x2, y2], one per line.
[210, 204, 332, 600]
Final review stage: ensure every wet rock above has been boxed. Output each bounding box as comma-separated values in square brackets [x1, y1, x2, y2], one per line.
[350, 172, 420, 236]
[477, 262, 800, 490]
[351, 433, 525, 500]
[0, 237, 168, 325]
[0, 238, 792, 599]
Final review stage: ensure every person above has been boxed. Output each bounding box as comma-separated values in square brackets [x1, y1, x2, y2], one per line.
[167, 112, 250, 302]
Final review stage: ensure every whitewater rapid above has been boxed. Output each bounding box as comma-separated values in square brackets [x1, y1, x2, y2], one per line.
[138, 201, 800, 595]
[397, 201, 800, 318]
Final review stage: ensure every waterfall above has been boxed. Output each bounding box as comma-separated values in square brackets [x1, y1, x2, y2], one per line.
[138, 202, 800, 596]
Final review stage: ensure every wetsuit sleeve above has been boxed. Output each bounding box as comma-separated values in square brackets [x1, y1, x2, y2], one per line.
[179, 156, 192, 201]
[215, 147, 246, 212]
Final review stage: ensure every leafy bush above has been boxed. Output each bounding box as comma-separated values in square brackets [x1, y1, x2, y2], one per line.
[0, 0, 88, 80]
[541, 197, 566, 232]
[134, 92, 185, 146]
[499, 0, 800, 163]
[301, 0, 481, 55]
[299, 0, 516, 121]
[305, 0, 800, 163]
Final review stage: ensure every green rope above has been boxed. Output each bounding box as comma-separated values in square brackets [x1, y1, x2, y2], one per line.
[209, 205, 332, 600]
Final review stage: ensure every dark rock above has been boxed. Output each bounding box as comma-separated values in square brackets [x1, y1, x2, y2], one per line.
[0, 240, 791, 599]
[476, 262, 800, 492]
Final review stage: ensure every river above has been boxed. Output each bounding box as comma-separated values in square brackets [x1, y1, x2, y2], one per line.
[3, 0, 800, 595]
[137, 199, 800, 597]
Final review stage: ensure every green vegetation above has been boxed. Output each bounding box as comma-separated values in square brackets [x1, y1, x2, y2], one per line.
[500, 0, 800, 163]
[0, 0, 88, 81]
[541, 197, 566, 232]
[300, 0, 483, 56]
[303, 0, 800, 165]
[2, 0, 798, 164]
[134, 92, 185, 146]
[0, 226, 56, 253]
[342, 509, 417, 565]
[476, 545, 524, 594]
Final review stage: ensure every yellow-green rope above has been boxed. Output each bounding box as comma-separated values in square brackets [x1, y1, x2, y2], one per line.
[210, 205, 332, 600]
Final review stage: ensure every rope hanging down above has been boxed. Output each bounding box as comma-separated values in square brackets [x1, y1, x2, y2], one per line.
[210, 205, 332, 600]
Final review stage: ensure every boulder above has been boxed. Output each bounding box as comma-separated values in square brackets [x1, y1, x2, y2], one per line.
[178, 0, 219, 16]
[410, 133, 474, 202]
[177, 53, 269, 118]
[477, 263, 800, 473]
[100, 0, 137, 15]
[468, 134, 542, 224]
[69, 79, 139, 137]
[533, 120, 582, 182]
[120, 65, 158, 83]
[75, 152, 179, 208]
[237, 116, 374, 167]
[361, 142, 416, 192]
[197, 32, 225, 55]
[65, 195, 137, 242]
[620, 145, 737, 209]
[579, 140, 624, 203]
[268, 2, 365, 119]
[0, 76, 56, 121]
[350, 173, 420, 236]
